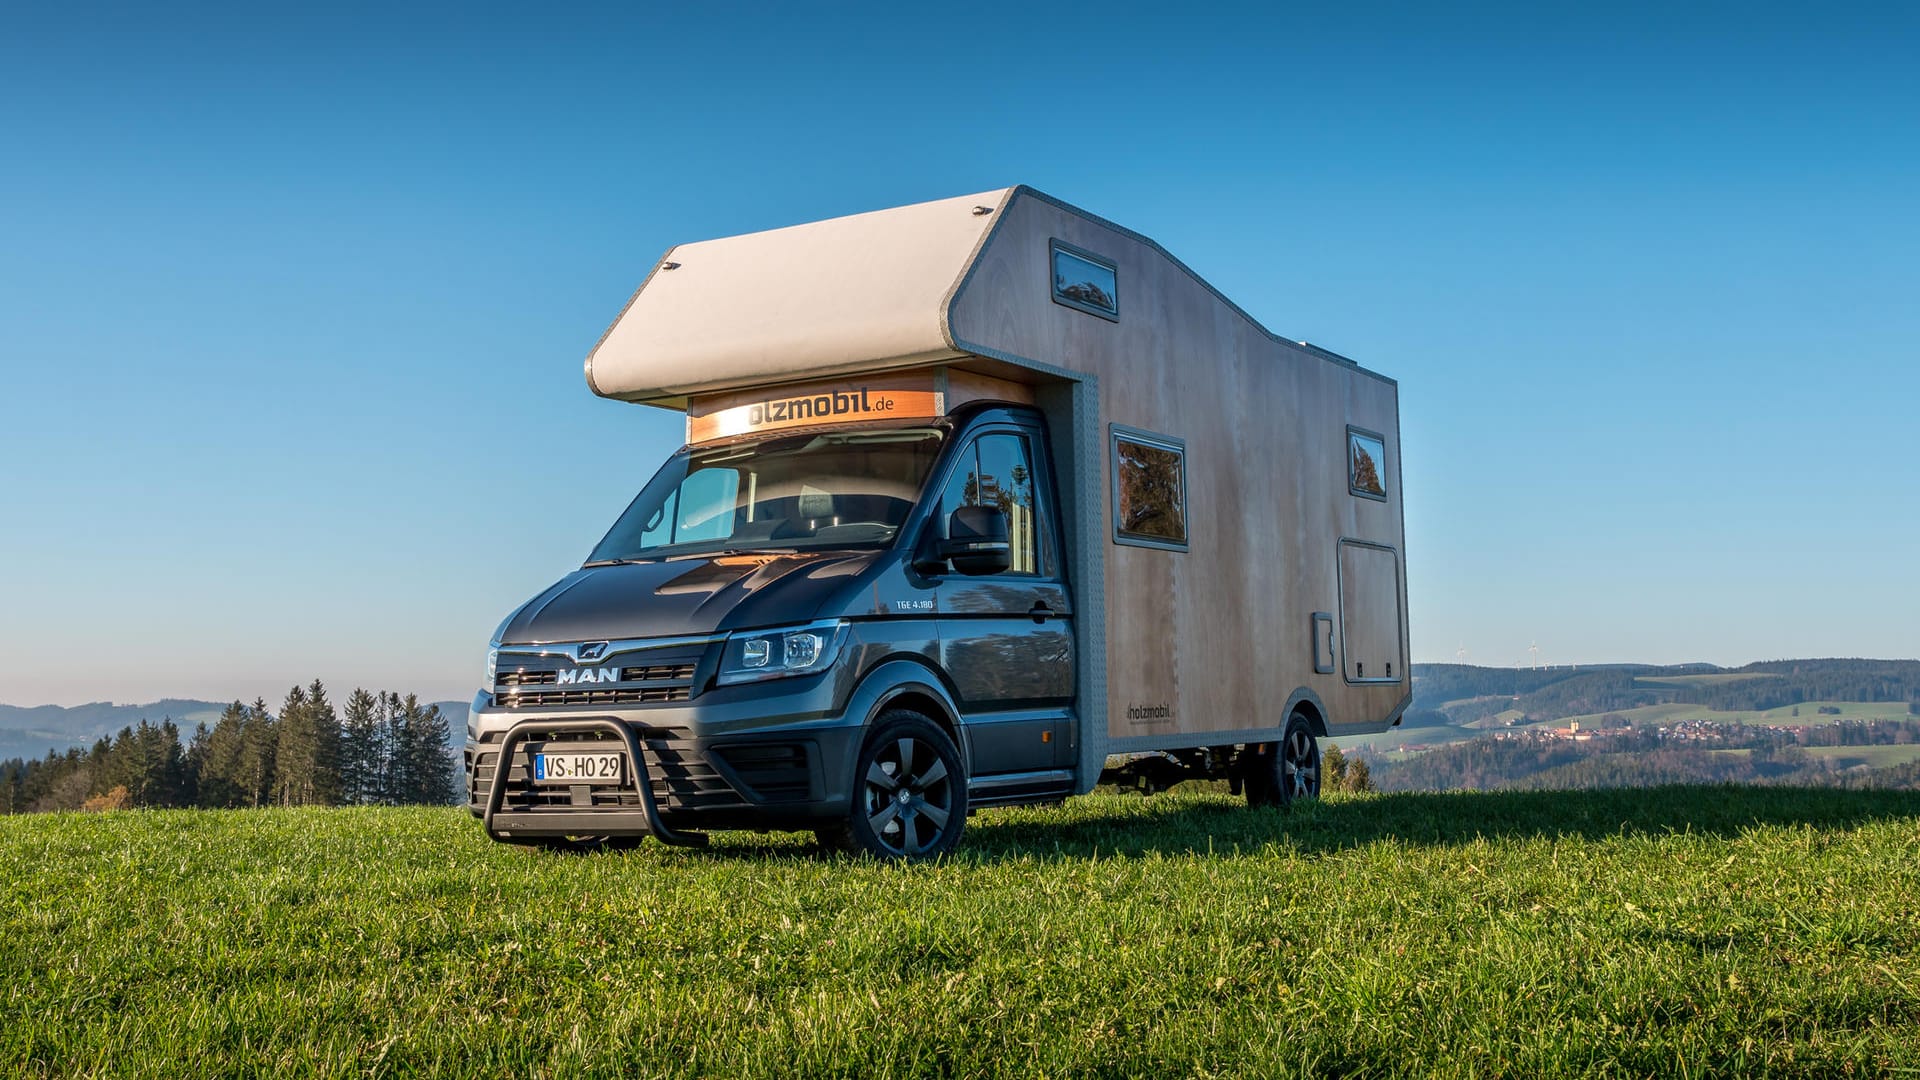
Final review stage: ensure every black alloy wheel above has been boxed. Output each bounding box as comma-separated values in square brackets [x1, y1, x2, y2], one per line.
[831, 710, 968, 860]
[1243, 708, 1322, 808]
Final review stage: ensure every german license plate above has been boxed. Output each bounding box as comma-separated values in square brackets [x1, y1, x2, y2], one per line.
[533, 752, 625, 784]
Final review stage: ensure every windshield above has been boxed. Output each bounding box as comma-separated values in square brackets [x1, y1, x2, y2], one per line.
[587, 428, 947, 562]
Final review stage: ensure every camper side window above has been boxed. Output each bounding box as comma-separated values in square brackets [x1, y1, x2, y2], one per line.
[1348, 427, 1388, 501]
[1111, 427, 1188, 551]
[1050, 240, 1118, 321]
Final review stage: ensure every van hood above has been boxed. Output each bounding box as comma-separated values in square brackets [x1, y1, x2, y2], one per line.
[498, 551, 881, 644]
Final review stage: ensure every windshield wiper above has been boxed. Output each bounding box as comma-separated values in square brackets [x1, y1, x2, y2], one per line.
[663, 547, 799, 560]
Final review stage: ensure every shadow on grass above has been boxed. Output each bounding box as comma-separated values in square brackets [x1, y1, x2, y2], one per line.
[950, 784, 1920, 861]
[544, 785, 1920, 862]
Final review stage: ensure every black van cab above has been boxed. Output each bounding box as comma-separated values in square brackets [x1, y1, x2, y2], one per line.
[467, 405, 1075, 857]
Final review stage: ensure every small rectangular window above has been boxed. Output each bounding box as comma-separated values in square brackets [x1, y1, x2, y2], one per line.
[1111, 426, 1187, 551]
[1051, 240, 1118, 321]
[1348, 427, 1388, 501]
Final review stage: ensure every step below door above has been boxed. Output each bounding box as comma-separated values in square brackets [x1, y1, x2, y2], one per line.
[1338, 539, 1405, 684]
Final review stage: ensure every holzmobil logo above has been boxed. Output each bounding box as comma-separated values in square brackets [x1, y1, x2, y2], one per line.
[688, 381, 942, 442]
[748, 388, 897, 426]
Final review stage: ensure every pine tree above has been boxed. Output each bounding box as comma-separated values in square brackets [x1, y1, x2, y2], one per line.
[340, 688, 382, 805]
[101, 725, 138, 799]
[391, 693, 426, 804]
[198, 702, 249, 808]
[109, 721, 177, 807]
[273, 680, 344, 807]
[1322, 743, 1350, 790]
[305, 680, 343, 805]
[1344, 756, 1374, 793]
[156, 719, 190, 807]
[408, 697, 457, 805]
[378, 691, 408, 805]
[182, 721, 210, 806]
[235, 698, 278, 808]
[271, 685, 311, 806]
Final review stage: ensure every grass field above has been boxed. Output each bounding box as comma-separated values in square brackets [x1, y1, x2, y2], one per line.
[1802, 744, 1920, 769]
[1327, 724, 1475, 754]
[7, 789, 1920, 1077]
[1525, 700, 1918, 733]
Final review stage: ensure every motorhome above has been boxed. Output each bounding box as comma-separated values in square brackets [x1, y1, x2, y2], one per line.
[467, 187, 1409, 857]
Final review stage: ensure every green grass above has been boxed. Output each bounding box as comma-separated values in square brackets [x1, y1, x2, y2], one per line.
[1533, 700, 1918, 732]
[1741, 702, 1920, 727]
[1327, 724, 1474, 753]
[6, 790, 1920, 1077]
[1802, 744, 1920, 769]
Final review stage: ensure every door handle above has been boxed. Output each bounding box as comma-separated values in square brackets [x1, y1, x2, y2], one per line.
[1028, 602, 1054, 623]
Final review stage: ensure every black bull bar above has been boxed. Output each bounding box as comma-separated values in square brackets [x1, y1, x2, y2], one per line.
[482, 717, 707, 847]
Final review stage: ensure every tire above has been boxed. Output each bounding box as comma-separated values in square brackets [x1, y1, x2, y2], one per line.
[827, 710, 968, 860]
[1243, 709, 1322, 808]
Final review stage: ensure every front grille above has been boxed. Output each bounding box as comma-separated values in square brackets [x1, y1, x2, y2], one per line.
[468, 727, 744, 813]
[622, 663, 697, 682]
[496, 685, 692, 708]
[492, 647, 704, 709]
[496, 664, 696, 688]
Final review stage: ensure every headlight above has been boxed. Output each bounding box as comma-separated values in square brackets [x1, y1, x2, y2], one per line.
[485, 645, 499, 687]
[717, 620, 850, 686]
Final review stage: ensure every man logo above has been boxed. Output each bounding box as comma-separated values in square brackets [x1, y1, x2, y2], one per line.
[574, 641, 610, 662]
[556, 667, 620, 685]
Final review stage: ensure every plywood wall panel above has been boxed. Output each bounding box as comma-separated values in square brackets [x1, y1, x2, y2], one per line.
[949, 191, 1408, 743]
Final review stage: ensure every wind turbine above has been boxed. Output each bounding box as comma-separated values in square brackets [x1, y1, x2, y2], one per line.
[1528, 641, 1540, 671]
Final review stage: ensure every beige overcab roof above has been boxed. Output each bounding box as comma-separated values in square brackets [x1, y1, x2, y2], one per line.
[586, 188, 1016, 404]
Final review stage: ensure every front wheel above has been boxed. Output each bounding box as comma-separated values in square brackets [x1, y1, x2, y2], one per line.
[1243, 710, 1321, 808]
[829, 710, 968, 860]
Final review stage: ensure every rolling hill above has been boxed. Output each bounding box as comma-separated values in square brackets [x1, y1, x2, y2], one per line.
[0, 699, 470, 764]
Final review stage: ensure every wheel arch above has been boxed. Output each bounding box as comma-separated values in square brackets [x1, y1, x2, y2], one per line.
[845, 657, 969, 769]
[1282, 687, 1330, 738]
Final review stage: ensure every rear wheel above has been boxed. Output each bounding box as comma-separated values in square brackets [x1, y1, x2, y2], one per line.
[1243, 709, 1321, 807]
[828, 710, 968, 860]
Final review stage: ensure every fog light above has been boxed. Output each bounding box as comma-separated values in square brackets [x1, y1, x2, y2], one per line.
[742, 639, 771, 668]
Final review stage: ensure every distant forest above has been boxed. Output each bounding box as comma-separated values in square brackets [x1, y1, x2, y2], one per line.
[1412, 659, 1920, 726]
[1375, 720, 1920, 793]
[1, 682, 457, 814]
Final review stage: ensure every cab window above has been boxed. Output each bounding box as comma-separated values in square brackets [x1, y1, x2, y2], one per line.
[940, 432, 1041, 575]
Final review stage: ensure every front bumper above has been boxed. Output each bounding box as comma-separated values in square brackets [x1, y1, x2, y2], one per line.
[465, 675, 864, 836]
[479, 717, 700, 844]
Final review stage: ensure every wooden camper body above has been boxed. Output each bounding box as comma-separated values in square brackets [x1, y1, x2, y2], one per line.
[586, 187, 1410, 783]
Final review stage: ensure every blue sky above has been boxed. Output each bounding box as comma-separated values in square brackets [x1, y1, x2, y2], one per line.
[2, 3, 1916, 706]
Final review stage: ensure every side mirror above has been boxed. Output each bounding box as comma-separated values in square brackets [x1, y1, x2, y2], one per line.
[935, 505, 1011, 575]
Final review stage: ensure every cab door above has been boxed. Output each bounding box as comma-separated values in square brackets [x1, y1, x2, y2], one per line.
[933, 422, 1075, 774]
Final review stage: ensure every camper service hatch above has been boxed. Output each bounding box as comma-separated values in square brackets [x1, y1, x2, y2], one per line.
[468, 187, 1409, 858]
